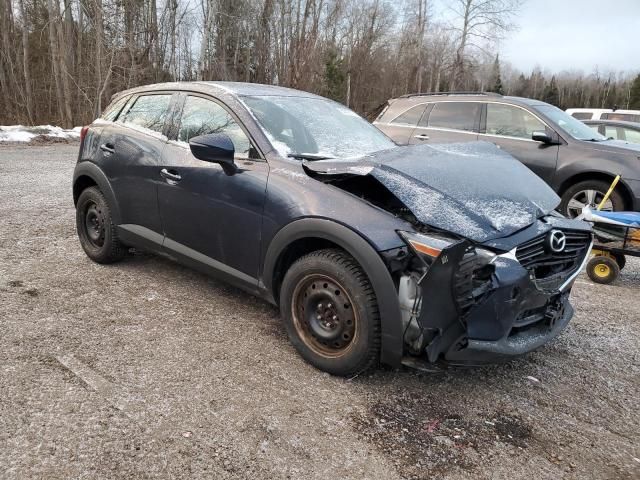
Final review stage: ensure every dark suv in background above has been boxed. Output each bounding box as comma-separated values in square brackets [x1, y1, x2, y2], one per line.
[374, 93, 640, 218]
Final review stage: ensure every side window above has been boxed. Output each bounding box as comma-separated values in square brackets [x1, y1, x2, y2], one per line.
[486, 104, 546, 139]
[178, 96, 252, 158]
[604, 125, 620, 140]
[570, 112, 592, 120]
[428, 102, 480, 132]
[390, 104, 427, 126]
[602, 113, 640, 123]
[101, 95, 129, 121]
[623, 128, 640, 143]
[121, 94, 172, 134]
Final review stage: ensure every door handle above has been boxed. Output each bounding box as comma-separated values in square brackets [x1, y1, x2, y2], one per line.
[414, 134, 430, 141]
[160, 168, 182, 183]
[100, 142, 115, 154]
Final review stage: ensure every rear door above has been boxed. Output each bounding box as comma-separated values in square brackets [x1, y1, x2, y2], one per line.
[98, 92, 176, 243]
[409, 101, 481, 144]
[479, 102, 559, 183]
[157, 93, 268, 286]
[376, 103, 428, 145]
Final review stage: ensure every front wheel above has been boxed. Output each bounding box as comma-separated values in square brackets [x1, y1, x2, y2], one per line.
[279, 249, 380, 376]
[559, 180, 625, 218]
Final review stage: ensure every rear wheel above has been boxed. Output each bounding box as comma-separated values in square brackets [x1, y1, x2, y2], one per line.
[560, 180, 625, 218]
[76, 186, 125, 264]
[279, 249, 380, 376]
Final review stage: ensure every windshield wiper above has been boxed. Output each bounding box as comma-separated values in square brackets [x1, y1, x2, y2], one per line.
[287, 152, 334, 161]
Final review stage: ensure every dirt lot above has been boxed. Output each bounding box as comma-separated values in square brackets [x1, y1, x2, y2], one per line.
[1, 144, 639, 479]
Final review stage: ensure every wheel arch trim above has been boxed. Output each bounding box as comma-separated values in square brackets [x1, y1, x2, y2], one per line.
[73, 162, 122, 225]
[556, 169, 634, 209]
[262, 217, 404, 367]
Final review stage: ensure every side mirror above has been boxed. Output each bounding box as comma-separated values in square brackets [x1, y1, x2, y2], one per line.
[189, 133, 237, 175]
[532, 131, 557, 144]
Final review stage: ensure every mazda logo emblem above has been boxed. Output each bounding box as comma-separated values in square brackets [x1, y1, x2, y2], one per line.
[547, 230, 566, 253]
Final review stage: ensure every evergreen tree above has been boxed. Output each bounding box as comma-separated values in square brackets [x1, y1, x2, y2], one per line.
[323, 50, 347, 103]
[513, 73, 530, 97]
[629, 74, 640, 109]
[489, 55, 504, 94]
[542, 76, 560, 106]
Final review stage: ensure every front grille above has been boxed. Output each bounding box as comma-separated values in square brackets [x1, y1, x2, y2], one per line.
[516, 229, 591, 289]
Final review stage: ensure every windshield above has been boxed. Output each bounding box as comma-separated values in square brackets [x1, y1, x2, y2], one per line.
[535, 104, 607, 141]
[241, 95, 396, 159]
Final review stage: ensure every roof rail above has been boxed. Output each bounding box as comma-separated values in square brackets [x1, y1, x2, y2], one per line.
[398, 91, 503, 98]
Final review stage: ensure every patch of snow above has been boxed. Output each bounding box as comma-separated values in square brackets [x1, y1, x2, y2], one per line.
[347, 165, 375, 175]
[372, 168, 487, 239]
[462, 198, 534, 231]
[427, 143, 481, 157]
[167, 139, 190, 149]
[0, 125, 81, 143]
[271, 167, 309, 183]
[121, 122, 168, 141]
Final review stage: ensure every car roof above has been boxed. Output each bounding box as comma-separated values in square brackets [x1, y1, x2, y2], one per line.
[112, 81, 324, 101]
[389, 92, 551, 108]
[583, 119, 640, 129]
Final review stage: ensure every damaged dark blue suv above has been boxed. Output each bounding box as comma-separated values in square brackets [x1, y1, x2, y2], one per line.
[73, 82, 593, 376]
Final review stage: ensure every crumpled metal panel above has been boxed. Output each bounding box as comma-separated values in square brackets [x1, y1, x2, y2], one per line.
[303, 142, 560, 242]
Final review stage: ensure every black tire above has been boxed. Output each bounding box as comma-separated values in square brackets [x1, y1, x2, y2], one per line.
[76, 186, 125, 264]
[613, 253, 626, 271]
[279, 249, 380, 376]
[560, 180, 625, 218]
[587, 256, 620, 284]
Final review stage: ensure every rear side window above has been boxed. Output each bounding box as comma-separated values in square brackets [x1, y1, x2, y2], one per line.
[602, 113, 640, 122]
[486, 104, 546, 139]
[101, 95, 129, 121]
[428, 102, 479, 132]
[570, 112, 592, 120]
[178, 96, 252, 158]
[121, 94, 173, 134]
[623, 128, 640, 143]
[390, 104, 427, 126]
[604, 125, 620, 140]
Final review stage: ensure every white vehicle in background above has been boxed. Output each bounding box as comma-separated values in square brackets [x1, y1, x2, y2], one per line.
[566, 108, 640, 123]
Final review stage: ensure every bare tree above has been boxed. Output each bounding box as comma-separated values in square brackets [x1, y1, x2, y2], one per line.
[448, 0, 522, 90]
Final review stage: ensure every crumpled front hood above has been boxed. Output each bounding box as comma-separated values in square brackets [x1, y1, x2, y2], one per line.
[303, 142, 560, 242]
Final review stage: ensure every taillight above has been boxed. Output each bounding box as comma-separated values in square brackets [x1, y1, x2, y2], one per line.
[80, 126, 89, 143]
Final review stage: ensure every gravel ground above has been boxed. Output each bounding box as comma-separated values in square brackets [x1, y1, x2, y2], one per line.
[1, 144, 639, 480]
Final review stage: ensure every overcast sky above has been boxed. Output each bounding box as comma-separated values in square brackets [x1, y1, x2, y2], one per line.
[498, 0, 640, 74]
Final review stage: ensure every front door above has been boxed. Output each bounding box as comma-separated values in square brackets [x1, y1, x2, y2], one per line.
[479, 103, 559, 183]
[157, 94, 268, 287]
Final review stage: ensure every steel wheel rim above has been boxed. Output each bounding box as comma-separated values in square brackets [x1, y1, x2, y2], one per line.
[291, 274, 358, 358]
[84, 201, 105, 248]
[566, 189, 613, 218]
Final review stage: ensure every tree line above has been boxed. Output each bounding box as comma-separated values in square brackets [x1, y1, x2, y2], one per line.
[0, 0, 639, 127]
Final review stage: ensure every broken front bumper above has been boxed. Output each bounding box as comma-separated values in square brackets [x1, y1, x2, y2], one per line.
[411, 237, 591, 365]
